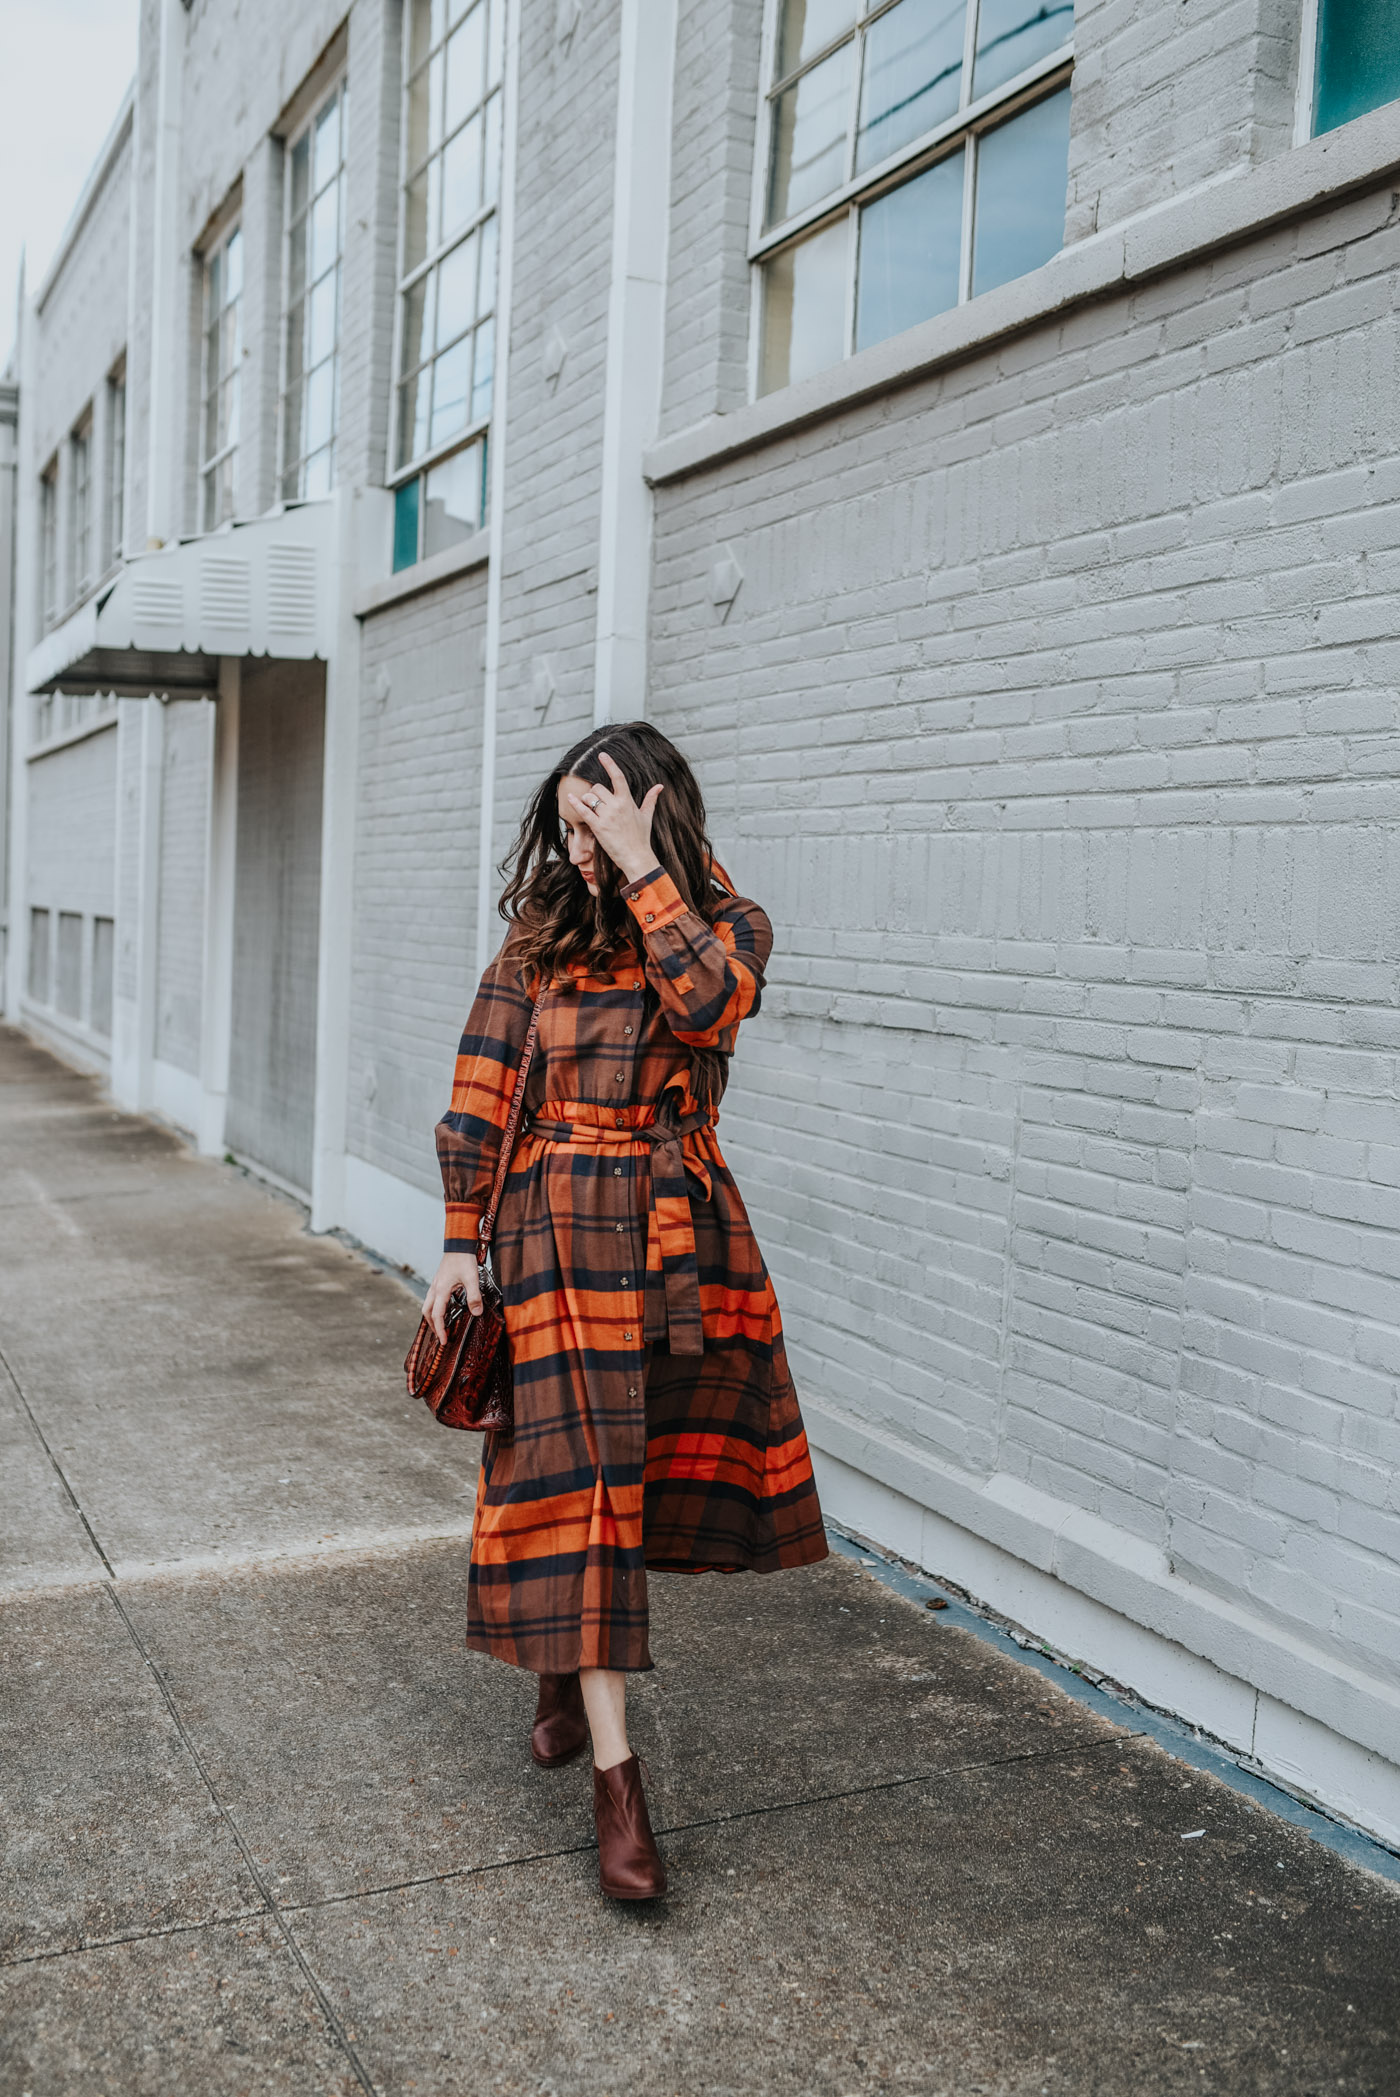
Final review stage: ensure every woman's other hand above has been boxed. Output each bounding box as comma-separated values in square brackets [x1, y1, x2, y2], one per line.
[424, 1251, 483, 1341]
[566, 751, 664, 885]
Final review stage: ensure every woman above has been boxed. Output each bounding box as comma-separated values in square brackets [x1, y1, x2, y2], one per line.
[423, 722, 827, 1901]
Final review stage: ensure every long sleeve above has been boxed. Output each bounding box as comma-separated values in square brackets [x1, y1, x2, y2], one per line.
[435, 934, 536, 1251]
[619, 867, 770, 1049]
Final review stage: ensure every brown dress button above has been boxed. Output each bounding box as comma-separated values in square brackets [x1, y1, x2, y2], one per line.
[645, 912, 655, 923]
[615, 1223, 624, 1234]
[621, 1277, 630, 1288]
[627, 1386, 638, 1398]
[614, 1113, 625, 1126]
[613, 1167, 622, 1176]
[623, 1025, 633, 1036]
[623, 1330, 633, 1341]
[615, 1071, 624, 1082]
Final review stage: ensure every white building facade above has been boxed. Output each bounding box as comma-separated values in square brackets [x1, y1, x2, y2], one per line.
[3, 0, 1400, 1846]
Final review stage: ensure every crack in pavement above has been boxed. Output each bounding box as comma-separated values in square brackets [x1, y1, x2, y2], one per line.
[4, 1729, 1134, 1973]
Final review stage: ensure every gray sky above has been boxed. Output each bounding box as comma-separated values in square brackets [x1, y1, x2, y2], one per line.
[1, 0, 141, 368]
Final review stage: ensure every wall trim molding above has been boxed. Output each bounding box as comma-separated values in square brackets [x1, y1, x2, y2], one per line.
[804, 1392, 1400, 1844]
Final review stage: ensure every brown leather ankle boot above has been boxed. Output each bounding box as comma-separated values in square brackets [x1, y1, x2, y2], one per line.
[531, 1672, 588, 1767]
[593, 1753, 666, 1900]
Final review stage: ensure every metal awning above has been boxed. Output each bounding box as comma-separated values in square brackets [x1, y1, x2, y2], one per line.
[26, 497, 336, 699]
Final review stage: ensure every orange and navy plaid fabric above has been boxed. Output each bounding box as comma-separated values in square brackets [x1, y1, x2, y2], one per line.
[436, 866, 828, 1673]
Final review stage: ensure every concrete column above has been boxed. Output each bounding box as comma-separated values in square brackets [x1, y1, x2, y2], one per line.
[591, 0, 679, 727]
[110, 698, 165, 1110]
[144, 0, 187, 546]
[474, 0, 523, 976]
[308, 486, 367, 1233]
[195, 659, 239, 1153]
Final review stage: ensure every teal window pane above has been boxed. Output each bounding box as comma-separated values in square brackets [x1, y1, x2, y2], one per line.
[767, 40, 853, 226]
[971, 84, 1070, 298]
[1314, 0, 1400, 135]
[856, 148, 964, 350]
[392, 477, 421, 570]
[777, 0, 856, 78]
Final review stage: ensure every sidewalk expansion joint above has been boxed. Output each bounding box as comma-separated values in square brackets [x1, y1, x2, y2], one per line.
[0, 1338, 115, 1580]
[279, 1728, 1133, 1917]
[0, 1905, 272, 1970]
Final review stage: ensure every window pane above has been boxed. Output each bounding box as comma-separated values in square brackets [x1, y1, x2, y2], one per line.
[478, 213, 498, 312]
[442, 110, 482, 234]
[423, 440, 483, 554]
[313, 92, 340, 194]
[971, 84, 1070, 297]
[471, 313, 494, 421]
[406, 63, 433, 171]
[858, 0, 966, 172]
[483, 90, 502, 205]
[404, 166, 431, 272]
[309, 181, 339, 281]
[767, 40, 853, 227]
[288, 214, 307, 303]
[303, 445, 333, 500]
[393, 475, 421, 570]
[760, 213, 849, 395]
[29, 909, 51, 1003]
[225, 228, 242, 301]
[409, 0, 434, 74]
[308, 269, 338, 365]
[290, 132, 311, 221]
[487, 0, 504, 86]
[857, 146, 964, 349]
[445, 7, 485, 132]
[92, 918, 114, 1037]
[429, 334, 472, 444]
[1315, 0, 1400, 134]
[777, 0, 856, 77]
[398, 369, 430, 467]
[401, 273, 433, 375]
[436, 231, 477, 347]
[305, 360, 335, 452]
[283, 378, 304, 474]
[972, 0, 1074, 99]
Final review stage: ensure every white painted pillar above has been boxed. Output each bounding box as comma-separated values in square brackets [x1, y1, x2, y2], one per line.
[308, 486, 365, 1233]
[196, 660, 239, 1154]
[110, 698, 165, 1110]
[144, 0, 186, 548]
[592, 0, 679, 728]
[475, 0, 524, 976]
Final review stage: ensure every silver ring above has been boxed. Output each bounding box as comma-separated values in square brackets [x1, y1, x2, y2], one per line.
[586, 795, 600, 812]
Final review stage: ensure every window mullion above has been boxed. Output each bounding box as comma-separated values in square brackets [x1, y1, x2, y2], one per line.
[958, 129, 977, 305]
[960, 0, 979, 110]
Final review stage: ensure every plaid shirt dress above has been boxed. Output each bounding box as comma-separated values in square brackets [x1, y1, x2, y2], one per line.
[436, 864, 828, 1674]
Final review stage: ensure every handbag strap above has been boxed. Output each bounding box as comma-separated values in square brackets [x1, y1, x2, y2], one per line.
[478, 996, 542, 1251]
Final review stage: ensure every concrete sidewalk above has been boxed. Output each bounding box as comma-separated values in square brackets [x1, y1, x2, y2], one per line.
[2, 1026, 1397, 2097]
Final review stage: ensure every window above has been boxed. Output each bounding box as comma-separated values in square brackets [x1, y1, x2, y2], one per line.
[28, 909, 51, 1005]
[282, 80, 347, 500]
[757, 0, 1074, 396]
[56, 913, 84, 1020]
[1310, 0, 1400, 135]
[92, 918, 115, 1038]
[69, 414, 93, 601]
[391, 0, 504, 570]
[201, 222, 243, 530]
[39, 460, 58, 628]
[106, 363, 126, 567]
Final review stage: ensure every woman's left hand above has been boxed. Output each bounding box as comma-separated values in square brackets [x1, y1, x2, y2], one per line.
[567, 751, 664, 885]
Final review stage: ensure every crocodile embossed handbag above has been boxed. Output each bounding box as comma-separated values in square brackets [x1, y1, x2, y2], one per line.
[404, 1002, 541, 1437]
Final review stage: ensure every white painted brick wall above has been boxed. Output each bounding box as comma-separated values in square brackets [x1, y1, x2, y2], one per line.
[1066, 0, 1298, 243]
[351, 569, 490, 1193]
[649, 173, 1400, 1701]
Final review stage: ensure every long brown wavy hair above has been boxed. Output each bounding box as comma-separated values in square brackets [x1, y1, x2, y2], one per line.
[499, 721, 732, 1106]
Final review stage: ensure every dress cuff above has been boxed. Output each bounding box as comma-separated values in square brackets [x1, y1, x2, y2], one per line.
[444, 1204, 482, 1252]
[621, 866, 690, 932]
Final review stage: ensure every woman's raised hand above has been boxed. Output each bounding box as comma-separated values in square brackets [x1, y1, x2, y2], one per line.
[423, 1251, 483, 1342]
[567, 751, 663, 885]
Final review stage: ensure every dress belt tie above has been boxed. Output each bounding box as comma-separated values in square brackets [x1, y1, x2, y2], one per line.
[524, 1107, 711, 1356]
